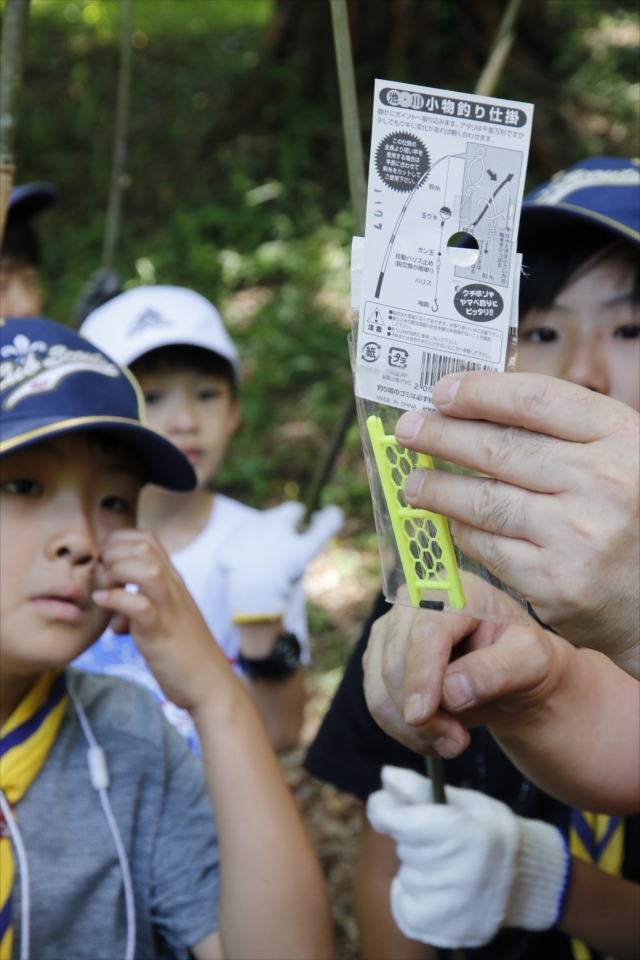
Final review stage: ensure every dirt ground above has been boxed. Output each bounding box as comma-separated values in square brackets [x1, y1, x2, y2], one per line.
[279, 540, 382, 959]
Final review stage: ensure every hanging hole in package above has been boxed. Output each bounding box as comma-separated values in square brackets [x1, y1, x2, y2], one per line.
[352, 79, 534, 624]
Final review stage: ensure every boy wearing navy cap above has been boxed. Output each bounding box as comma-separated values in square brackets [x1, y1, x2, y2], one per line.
[0, 317, 332, 959]
[77, 285, 343, 752]
[305, 157, 640, 960]
[0, 184, 57, 318]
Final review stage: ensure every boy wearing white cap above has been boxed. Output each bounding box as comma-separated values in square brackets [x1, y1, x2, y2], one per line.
[77, 285, 343, 752]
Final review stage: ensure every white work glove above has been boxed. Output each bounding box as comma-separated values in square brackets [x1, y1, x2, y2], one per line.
[219, 501, 344, 622]
[367, 766, 570, 949]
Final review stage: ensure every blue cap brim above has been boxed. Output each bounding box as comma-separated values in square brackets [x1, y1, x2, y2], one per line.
[0, 415, 196, 492]
[520, 203, 640, 246]
[8, 183, 58, 223]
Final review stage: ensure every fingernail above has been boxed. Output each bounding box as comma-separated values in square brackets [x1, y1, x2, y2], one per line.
[450, 520, 461, 539]
[403, 469, 426, 502]
[434, 735, 463, 759]
[443, 671, 474, 710]
[405, 693, 426, 724]
[395, 410, 425, 442]
[432, 374, 462, 408]
[92, 590, 109, 603]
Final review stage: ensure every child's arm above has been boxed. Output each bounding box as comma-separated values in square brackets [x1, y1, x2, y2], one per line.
[219, 502, 344, 752]
[93, 529, 333, 960]
[235, 618, 306, 752]
[367, 766, 639, 956]
[557, 858, 640, 959]
[355, 818, 436, 960]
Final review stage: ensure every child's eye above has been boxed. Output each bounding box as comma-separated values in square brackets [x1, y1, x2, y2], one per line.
[522, 328, 558, 344]
[197, 388, 222, 401]
[143, 391, 164, 405]
[2, 478, 43, 497]
[101, 495, 134, 515]
[614, 323, 640, 340]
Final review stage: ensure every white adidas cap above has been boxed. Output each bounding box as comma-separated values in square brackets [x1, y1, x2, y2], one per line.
[80, 285, 241, 379]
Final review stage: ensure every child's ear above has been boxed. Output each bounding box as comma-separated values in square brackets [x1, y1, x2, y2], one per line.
[228, 399, 242, 436]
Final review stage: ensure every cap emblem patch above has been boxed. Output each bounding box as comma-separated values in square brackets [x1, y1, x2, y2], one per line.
[534, 166, 640, 206]
[1, 334, 120, 410]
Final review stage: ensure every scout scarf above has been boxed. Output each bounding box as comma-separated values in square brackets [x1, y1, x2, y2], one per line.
[569, 809, 624, 960]
[0, 670, 68, 960]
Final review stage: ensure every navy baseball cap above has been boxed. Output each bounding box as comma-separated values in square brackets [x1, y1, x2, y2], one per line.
[7, 183, 58, 223]
[520, 157, 640, 245]
[0, 317, 196, 491]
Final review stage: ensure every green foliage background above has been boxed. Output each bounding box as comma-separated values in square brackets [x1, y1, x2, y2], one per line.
[5, 0, 639, 517]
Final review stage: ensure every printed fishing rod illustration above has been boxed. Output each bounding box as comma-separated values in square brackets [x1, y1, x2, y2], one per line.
[373, 139, 516, 305]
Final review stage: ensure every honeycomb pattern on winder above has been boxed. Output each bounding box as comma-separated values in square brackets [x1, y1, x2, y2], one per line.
[365, 414, 466, 609]
[385, 443, 450, 583]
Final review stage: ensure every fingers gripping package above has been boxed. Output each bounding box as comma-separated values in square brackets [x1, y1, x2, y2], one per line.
[352, 80, 534, 623]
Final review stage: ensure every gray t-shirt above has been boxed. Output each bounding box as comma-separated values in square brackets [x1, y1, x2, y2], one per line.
[11, 669, 219, 960]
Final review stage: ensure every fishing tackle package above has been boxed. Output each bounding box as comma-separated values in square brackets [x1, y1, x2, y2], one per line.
[351, 80, 535, 625]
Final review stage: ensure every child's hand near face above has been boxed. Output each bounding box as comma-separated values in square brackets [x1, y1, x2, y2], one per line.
[92, 529, 233, 713]
[92, 527, 334, 959]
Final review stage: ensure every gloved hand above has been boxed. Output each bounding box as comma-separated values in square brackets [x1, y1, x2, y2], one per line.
[367, 766, 570, 949]
[219, 501, 344, 622]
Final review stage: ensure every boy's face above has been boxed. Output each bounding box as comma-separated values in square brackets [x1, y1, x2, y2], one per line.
[136, 367, 240, 489]
[0, 255, 43, 317]
[518, 256, 639, 411]
[0, 433, 142, 678]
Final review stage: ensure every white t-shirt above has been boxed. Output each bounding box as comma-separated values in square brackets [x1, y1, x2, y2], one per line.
[74, 495, 309, 752]
[170, 494, 309, 665]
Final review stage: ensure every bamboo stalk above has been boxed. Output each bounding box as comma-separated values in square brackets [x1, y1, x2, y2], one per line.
[329, 0, 366, 235]
[0, 0, 31, 242]
[304, 0, 364, 519]
[474, 0, 524, 97]
[102, 0, 134, 271]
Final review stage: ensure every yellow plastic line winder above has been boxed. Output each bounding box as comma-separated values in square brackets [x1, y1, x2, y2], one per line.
[366, 415, 465, 610]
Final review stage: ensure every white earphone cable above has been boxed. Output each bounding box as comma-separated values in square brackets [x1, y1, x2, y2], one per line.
[68, 683, 136, 960]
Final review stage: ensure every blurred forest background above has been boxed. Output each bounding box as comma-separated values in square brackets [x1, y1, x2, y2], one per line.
[6, 0, 640, 519]
[3, 1, 639, 954]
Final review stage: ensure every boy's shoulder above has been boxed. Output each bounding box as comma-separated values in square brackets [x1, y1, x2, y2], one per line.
[65, 667, 189, 758]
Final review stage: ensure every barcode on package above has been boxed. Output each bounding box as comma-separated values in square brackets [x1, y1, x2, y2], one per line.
[420, 351, 496, 390]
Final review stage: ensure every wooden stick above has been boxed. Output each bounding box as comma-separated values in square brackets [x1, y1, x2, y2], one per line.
[0, 0, 31, 243]
[102, 0, 134, 271]
[426, 757, 466, 959]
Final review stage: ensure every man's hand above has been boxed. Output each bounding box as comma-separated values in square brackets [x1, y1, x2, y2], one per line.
[362, 579, 640, 813]
[92, 529, 231, 713]
[394, 372, 639, 676]
[363, 580, 565, 759]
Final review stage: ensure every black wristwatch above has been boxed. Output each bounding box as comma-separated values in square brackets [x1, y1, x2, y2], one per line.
[238, 632, 302, 680]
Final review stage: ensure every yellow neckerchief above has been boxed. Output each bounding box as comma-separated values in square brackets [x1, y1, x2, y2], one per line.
[569, 810, 625, 960]
[0, 670, 68, 960]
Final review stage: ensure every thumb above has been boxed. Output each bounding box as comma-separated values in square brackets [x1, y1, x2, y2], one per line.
[441, 624, 556, 715]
